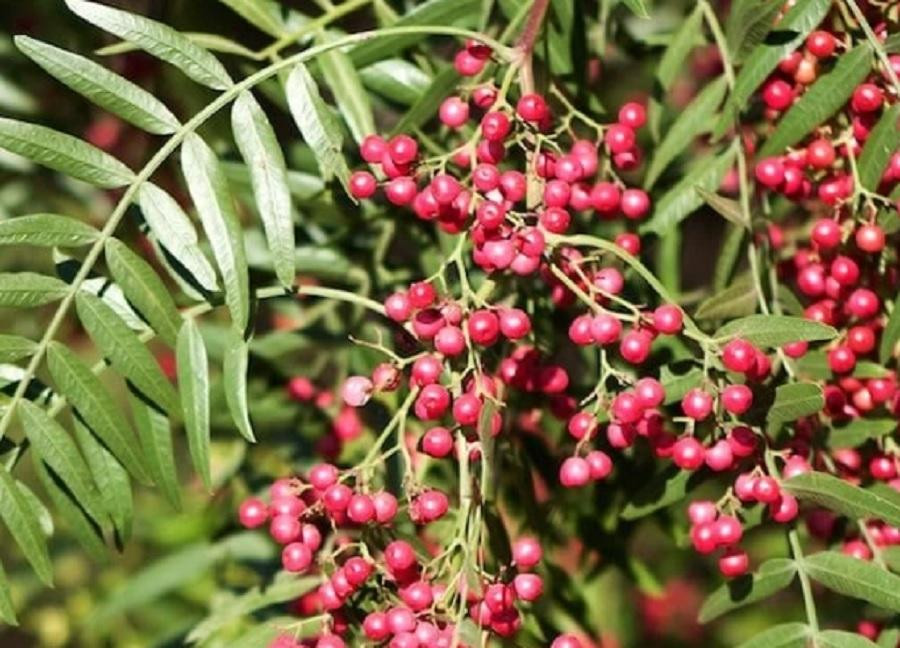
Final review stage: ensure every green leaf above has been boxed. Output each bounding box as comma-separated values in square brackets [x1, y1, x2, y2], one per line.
[231, 91, 295, 289]
[857, 104, 900, 192]
[317, 36, 376, 145]
[0, 559, 16, 625]
[72, 419, 133, 544]
[285, 62, 350, 188]
[803, 551, 900, 612]
[884, 547, 900, 572]
[621, 0, 649, 18]
[714, 314, 837, 347]
[659, 366, 704, 404]
[217, 0, 284, 37]
[359, 59, 431, 106]
[105, 238, 182, 347]
[176, 319, 211, 490]
[65, 0, 233, 90]
[17, 399, 107, 526]
[138, 182, 219, 294]
[656, 5, 703, 90]
[391, 66, 459, 136]
[131, 394, 181, 510]
[645, 77, 728, 188]
[621, 465, 704, 519]
[736, 623, 810, 648]
[0, 468, 53, 586]
[223, 332, 255, 442]
[31, 453, 108, 562]
[0, 213, 99, 247]
[726, 0, 832, 121]
[0, 272, 69, 308]
[828, 418, 897, 447]
[47, 341, 151, 485]
[696, 272, 757, 320]
[699, 558, 797, 622]
[347, 0, 481, 69]
[886, 32, 900, 53]
[90, 543, 219, 626]
[0, 118, 134, 188]
[767, 383, 824, 426]
[816, 631, 881, 648]
[879, 295, 899, 363]
[14, 36, 179, 135]
[640, 146, 737, 235]
[75, 291, 180, 415]
[696, 186, 749, 229]
[181, 133, 250, 332]
[0, 335, 38, 362]
[16, 482, 54, 538]
[725, 0, 784, 63]
[758, 44, 873, 157]
[784, 471, 900, 527]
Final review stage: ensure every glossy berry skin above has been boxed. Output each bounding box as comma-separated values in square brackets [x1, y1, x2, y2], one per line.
[681, 388, 713, 420]
[282, 542, 313, 572]
[652, 304, 683, 334]
[349, 171, 377, 199]
[806, 30, 835, 57]
[672, 436, 706, 470]
[722, 339, 757, 373]
[499, 308, 531, 339]
[512, 536, 543, 568]
[714, 515, 743, 545]
[513, 573, 544, 601]
[806, 139, 836, 169]
[468, 309, 501, 345]
[481, 111, 511, 141]
[516, 93, 549, 122]
[722, 384, 753, 415]
[422, 426, 454, 458]
[811, 218, 841, 249]
[688, 500, 718, 525]
[360, 135, 386, 163]
[755, 158, 784, 188]
[719, 547, 750, 578]
[855, 224, 885, 253]
[559, 456, 592, 487]
[388, 135, 418, 164]
[385, 540, 417, 572]
[619, 329, 653, 364]
[439, 96, 470, 128]
[239, 498, 268, 528]
[618, 102, 646, 129]
[852, 83, 883, 113]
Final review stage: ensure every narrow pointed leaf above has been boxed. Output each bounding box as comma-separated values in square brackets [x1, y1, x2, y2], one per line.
[176, 319, 211, 490]
[18, 399, 107, 526]
[726, 0, 786, 63]
[696, 186, 750, 229]
[181, 133, 249, 331]
[231, 91, 295, 288]
[645, 77, 727, 188]
[857, 104, 900, 192]
[816, 631, 881, 648]
[131, 394, 181, 510]
[138, 182, 219, 293]
[72, 419, 133, 544]
[392, 66, 460, 136]
[47, 341, 151, 484]
[65, 0, 233, 90]
[16, 483, 54, 538]
[656, 6, 703, 91]
[699, 558, 797, 622]
[224, 332, 254, 442]
[767, 383, 824, 426]
[359, 59, 431, 106]
[0, 117, 134, 187]
[696, 273, 758, 320]
[105, 238, 181, 346]
[759, 43, 872, 157]
[827, 418, 896, 447]
[15, 36, 179, 134]
[803, 551, 900, 612]
[736, 623, 810, 648]
[784, 471, 900, 527]
[0, 559, 16, 625]
[75, 291, 180, 415]
[317, 37, 375, 145]
[715, 315, 837, 347]
[32, 454, 108, 562]
[621, 465, 704, 519]
[0, 213, 99, 247]
[727, 0, 832, 119]
[0, 272, 69, 308]
[285, 63, 350, 188]
[880, 295, 900, 363]
[217, 0, 284, 37]
[0, 468, 53, 586]
[0, 335, 38, 362]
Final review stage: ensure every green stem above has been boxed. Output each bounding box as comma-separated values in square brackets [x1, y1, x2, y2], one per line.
[844, 0, 900, 96]
[0, 24, 509, 445]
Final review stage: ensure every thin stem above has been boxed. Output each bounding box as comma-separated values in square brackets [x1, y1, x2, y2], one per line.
[515, 0, 552, 94]
[258, 0, 373, 59]
[0, 24, 511, 444]
[844, 0, 900, 96]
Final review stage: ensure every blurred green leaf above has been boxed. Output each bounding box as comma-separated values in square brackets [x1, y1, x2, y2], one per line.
[0, 467, 53, 585]
[656, 5, 703, 90]
[725, 0, 784, 63]
[392, 66, 459, 136]
[177, 319, 212, 491]
[218, 0, 284, 36]
[696, 187, 749, 229]
[0, 335, 38, 362]
[359, 59, 431, 105]
[714, 314, 837, 347]
[698, 558, 796, 622]
[785, 472, 900, 527]
[318, 35, 376, 145]
[827, 418, 896, 448]
[621, 465, 703, 519]
[696, 272, 757, 320]
[736, 623, 810, 648]
[0, 559, 16, 625]
[857, 104, 900, 192]
[816, 631, 881, 648]
[131, 393, 181, 510]
[223, 331, 255, 442]
[879, 295, 899, 363]
[804, 551, 900, 612]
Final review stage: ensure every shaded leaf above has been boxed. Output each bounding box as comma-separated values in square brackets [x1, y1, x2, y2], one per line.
[0, 117, 134, 187]
[392, 66, 459, 136]
[318, 36, 376, 145]
[714, 314, 837, 347]
[65, 0, 233, 90]
[816, 631, 881, 648]
[15, 36, 179, 135]
[217, 0, 284, 36]
[656, 6, 703, 90]
[75, 291, 180, 415]
[803, 551, 900, 612]
[696, 272, 757, 320]
[699, 558, 797, 622]
[759, 43, 872, 157]
[176, 319, 211, 490]
[736, 623, 810, 648]
[726, 0, 785, 63]
[857, 104, 900, 192]
[696, 186, 749, 229]
[0, 272, 69, 308]
[0, 559, 16, 625]
[767, 383, 824, 426]
[223, 332, 254, 442]
[621, 0, 649, 18]
[105, 238, 182, 346]
[0, 335, 38, 363]
[621, 465, 704, 519]
[131, 394, 181, 510]
[827, 418, 897, 448]
[359, 59, 431, 106]
[0, 213, 99, 247]
[784, 471, 900, 527]
[181, 133, 249, 331]
[879, 295, 899, 363]
[285, 63, 350, 188]
[0, 468, 53, 585]
[231, 91, 295, 288]
[138, 182, 219, 294]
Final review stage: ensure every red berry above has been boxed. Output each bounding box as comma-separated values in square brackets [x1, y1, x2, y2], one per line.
[481, 111, 511, 141]
[714, 515, 743, 545]
[719, 547, 750, 578]
[652, 304, 683, 334]
[811, 218, 842, 249]
[806, 30, 836, 58]
[384, 291, 413, 322]
[806, 139, 836, 169]
[360, 134, 386, 163]
[688, 500, 718, 525]
[282, 542, 313, 572]
[722, 339, 757, 373]
[855, 224, 885, 253]
[672, 436, 706, 470]
[619, 329, 652, 364]
[388, 135, 418, 165]
[586, 450, 613, 479]
[681, 388, 713, 420]
[349, 170, 376, 199]
[722, 384, 753, 415]
[385, 540, 417, 572]
[604, 124, 635, 154]
[620, 188, 650, 219]
[499, 308, 531, 339]
[852, 83, 883, 113]
[762, 79, 793, 110]
[439, 96, 470, 128]
[755, 157, 785, 188]
[467, 309, 501, 346]
[559, 456, 591, 487]
[512, 536, 543, 568]
[617, 102, 646, 129]
[238, 497, 268, 528]
[516, 93, 549, 122]
[454, 49, 486, 76]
